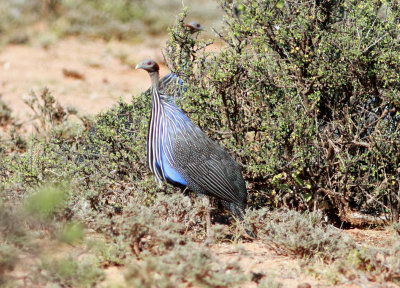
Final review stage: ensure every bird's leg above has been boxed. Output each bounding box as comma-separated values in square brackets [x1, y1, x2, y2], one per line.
[182, 186, 189, 196]
[201, 195, 212, 241]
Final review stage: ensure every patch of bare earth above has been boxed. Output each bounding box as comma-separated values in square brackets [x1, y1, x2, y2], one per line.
[98, 230, 398, 288]
[9, 231, 393, 288]
[218, 240, 376, 288]
[346, 228, 392, 247]
[0, 37, 171, 126]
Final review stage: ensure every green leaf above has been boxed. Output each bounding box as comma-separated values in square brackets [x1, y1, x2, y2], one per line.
[276, 0, 284, 9]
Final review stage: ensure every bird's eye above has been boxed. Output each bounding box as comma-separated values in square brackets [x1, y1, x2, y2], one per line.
[147, 62, 152, 65]
[196, 24, 200, 27]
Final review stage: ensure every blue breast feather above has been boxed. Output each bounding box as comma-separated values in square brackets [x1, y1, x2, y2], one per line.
[154, 102, 190, 187]
[159, 148, 187, 186]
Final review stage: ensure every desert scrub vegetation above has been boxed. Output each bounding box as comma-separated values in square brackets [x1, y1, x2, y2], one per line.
[2, 0, 400, 286]
[247, 209, 400, 283]
[0, 0, 221, 44]
[0, 88, 249, 286]
[0, 0, 151, 41]
[165, 1, 400, 224]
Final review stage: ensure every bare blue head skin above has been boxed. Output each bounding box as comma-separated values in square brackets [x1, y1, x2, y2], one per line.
[135, 59, 159, 73]
[184, 21, 205, 33]
[136, 59, 160, 87]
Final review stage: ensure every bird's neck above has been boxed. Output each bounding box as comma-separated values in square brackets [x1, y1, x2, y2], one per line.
[149, 71, 160, 91]
[150, 71, 163, 111]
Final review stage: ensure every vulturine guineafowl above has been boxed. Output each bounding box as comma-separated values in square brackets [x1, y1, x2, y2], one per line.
[136, 59, 254, 238]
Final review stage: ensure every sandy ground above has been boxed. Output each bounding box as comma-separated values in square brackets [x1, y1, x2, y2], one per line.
[10, 236, 393, 288]
[2, 39, 398, 288]
[0, 37, 171, 121]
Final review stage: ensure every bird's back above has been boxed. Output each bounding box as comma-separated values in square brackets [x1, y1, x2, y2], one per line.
[159, 96, 247, 216]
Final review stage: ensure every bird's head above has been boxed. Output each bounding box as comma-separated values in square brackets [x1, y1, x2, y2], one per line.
[184, 21, 205, 34]
[135, 59, 160, 73]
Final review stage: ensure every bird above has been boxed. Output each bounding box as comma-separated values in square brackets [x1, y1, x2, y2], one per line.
[183, 21, 205, 35]
[136, 59, 253, 238]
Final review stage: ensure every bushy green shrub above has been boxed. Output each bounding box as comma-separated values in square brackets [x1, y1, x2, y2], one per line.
[125, 243, 246, 288]
[40, 255, 104, 287]
[165, 1, 400, 223]
[250, 209, 357, 262]
[0, 97, 13, 128]
[0, 0, 202, 42]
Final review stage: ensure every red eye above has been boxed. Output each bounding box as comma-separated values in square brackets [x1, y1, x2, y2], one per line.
[147, 62, 152, 65]
[196, 24, 200, 27]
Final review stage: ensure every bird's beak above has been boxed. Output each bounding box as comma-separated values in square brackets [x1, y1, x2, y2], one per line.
[135, 63, 142, 70]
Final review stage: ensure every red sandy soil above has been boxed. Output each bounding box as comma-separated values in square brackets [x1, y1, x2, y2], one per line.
[0, 37, 170, 122]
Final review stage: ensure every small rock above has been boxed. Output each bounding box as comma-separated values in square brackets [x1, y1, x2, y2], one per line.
[62, 68, 85, 80]
[251, 272, 264, 283]
[8, 34, 29, 45]
[297, 283, 311, 288]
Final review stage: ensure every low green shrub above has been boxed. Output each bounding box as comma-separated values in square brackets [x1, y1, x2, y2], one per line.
[40, 255, 104, 287]
[250, 209, 356, 262]
[125, 244, 246, 288]
[165, 1, 400, 223]
[250, 208, 400, 284]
